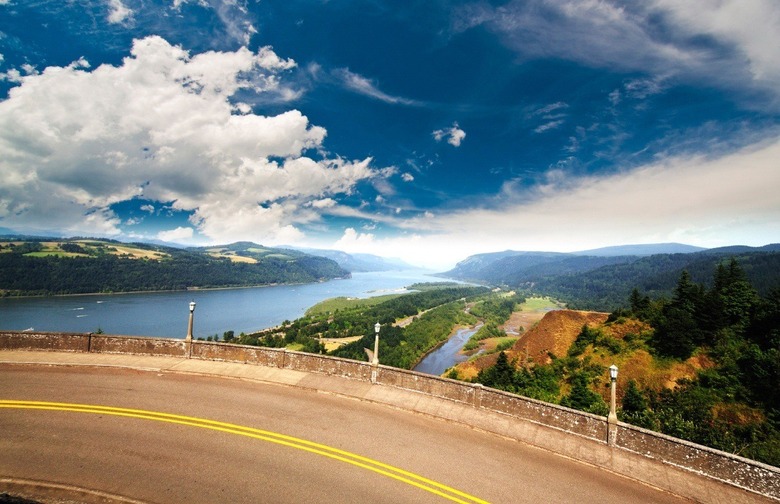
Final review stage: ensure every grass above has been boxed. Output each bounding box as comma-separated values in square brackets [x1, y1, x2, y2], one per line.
[519, 296, 563, 311]
[207, 252, 258, 263]
[3, 239, 171, 260]
[25, 251, 87, 258]
[306, 294, 403, 316]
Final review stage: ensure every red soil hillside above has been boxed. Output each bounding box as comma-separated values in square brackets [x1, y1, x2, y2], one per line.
[455, 309, 608, 379]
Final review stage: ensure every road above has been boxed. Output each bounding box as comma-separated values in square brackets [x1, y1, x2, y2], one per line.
[0, 363, 690, 504]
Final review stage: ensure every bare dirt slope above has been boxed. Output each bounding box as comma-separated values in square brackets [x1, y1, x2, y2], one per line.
[456, 309, 608, 379]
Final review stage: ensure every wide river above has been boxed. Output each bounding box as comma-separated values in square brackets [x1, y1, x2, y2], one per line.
[0, 270, 444, 339]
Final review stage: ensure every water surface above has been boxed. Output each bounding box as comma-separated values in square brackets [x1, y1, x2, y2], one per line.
[0, 270, 439, 338]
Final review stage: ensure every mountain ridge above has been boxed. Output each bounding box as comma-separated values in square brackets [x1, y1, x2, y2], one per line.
[440, 243, 780, 310]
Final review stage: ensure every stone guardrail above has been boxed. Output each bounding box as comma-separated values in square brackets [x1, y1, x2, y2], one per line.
[1, 330, 778, 503]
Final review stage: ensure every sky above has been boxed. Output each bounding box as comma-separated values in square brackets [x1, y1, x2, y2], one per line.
[1, 0, 779, 269]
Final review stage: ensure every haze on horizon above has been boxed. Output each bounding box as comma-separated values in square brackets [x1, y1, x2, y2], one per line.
[1, 1, 779, 270]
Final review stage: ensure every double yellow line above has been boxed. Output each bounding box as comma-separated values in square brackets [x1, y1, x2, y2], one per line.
[0, 400, 489, 504]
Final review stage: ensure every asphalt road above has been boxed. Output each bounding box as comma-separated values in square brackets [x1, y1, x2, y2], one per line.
[0, 364, 691, 504]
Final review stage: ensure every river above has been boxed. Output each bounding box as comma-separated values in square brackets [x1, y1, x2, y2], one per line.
[0, 270, 441, 338]
[413, 324, 481, 375]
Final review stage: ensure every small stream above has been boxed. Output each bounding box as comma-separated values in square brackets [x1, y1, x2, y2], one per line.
[413, 324, 482, 376]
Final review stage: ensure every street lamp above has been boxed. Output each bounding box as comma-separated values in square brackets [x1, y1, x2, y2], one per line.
[186, 301, 196, 341]
[609, 364, 618, 423]
[373, 322, 380, 366]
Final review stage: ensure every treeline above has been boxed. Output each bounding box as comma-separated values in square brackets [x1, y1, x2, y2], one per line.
[0, 252, 347, 296]
[531, 250, 780, 311]
[473, 259, 780, 466]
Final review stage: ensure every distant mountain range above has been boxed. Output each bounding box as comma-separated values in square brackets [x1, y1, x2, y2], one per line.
[573, 243, 706, 256]
[440, 243, 780, 310]
[293, 248, 415, 272]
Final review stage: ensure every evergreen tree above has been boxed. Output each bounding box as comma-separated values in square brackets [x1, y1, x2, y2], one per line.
[621, 379, 648, 413]
[652, 270, 704, 359]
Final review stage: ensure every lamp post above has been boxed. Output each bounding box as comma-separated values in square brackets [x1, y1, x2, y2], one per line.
[608, 364, 618, 445]
[186, 301, 196, 341]
[373, 322, 380, 366]
[609, 364, 618, 419]
[368, 322, 380, 384]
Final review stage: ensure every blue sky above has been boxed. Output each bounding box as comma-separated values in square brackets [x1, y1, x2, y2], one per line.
[1, 0, 779, 268]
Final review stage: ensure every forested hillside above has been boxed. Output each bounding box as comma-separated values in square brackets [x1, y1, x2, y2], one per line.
[0, 238, 348, 295]
[442, 246, 780, 311]
[470, 259, 780, 466]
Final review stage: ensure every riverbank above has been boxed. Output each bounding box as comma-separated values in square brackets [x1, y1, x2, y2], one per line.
[0, 276, 353, 299]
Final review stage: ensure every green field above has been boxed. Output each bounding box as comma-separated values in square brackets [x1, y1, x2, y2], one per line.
[305, 294, 403, 316]
[518, 296, 563, 311]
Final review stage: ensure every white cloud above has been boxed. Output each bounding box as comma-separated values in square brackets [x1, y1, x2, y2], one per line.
[333, 227, 376, 250]
[651, 0, 780, 84]
[534, 120, 565, 133]
[401, 172, 414, 182]
[157, 226, 194, 242]
[456, 0, 780, 107]
[172, 0, 256, 45]
[335, 68, 422, 106]
[531, 102, 568, 116]
[433, 122, 466, 147]
[140, 204, 155, 213]
[107, 0, 133, 24]
[0, 36, 377, 243]
[326, 135, 780, 270]
[308, 198, 337, 209]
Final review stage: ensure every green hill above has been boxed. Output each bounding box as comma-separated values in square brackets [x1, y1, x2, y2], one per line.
[0, 237, 348, 296]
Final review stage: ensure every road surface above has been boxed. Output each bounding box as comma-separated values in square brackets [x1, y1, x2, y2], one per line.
[0, 363, 690, 503]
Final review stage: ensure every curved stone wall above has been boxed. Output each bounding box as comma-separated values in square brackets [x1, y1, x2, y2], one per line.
[1, 330, 778, 503]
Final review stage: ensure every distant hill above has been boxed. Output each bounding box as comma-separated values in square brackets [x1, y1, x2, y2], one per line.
[294, 248, 415, 272]
[441, 244, 780, 311]
[574, 243, 706, 256]
[0, 237, 349, 296]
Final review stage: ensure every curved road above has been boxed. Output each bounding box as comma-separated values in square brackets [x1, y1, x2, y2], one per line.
[0, 363, 690, 504]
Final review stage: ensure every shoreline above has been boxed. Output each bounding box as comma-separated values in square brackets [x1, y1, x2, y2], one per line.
[0, 276, 352, 300]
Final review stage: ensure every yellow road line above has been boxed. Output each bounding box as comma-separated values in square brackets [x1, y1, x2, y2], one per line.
[1, 400, 489, 504]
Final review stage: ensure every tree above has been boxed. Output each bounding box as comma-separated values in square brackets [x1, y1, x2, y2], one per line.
[652, 271, 704, 359]
[712, 258, 758, 330]
[622, 379, 648, 413]
[629, 288, 651, 319]
[561, 372, 607, 414]
[476, 352, 516, 391]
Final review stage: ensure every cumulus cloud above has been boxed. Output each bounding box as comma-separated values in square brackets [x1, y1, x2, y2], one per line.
[334, 227, 376, 250]
[0, 36, 377, 243]
[157, 226, 194, 242]
[433, 122, 466, 147]
[401, 172, 414, 182]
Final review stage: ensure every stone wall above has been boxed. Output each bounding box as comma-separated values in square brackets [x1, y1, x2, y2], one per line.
[1, 330, 778, 502]
[90, 335, 186, 357]
[0, 331, 89, 352]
